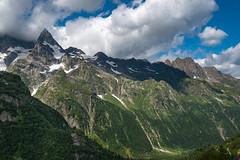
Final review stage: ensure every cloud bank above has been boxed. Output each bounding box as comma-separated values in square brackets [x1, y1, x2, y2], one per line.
[195, 43, 240, 78]
[52, 0, 104, 12]
[199, 27, 228, 46]
[0, 0, 217, 58]
[0, 0, 104, 41]
[53, 0, 217, 58]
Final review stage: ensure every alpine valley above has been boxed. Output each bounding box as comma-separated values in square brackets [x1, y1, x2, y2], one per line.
[1, 29, 240, 159]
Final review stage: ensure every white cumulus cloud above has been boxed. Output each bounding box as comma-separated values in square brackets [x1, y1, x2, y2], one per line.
[52, 0, 104, 12]
[0, 0, 105, 41]
[195, 43, 240, 78]
[0, 0, 218, 59]
[53, 0, 217, 58]
[199, 26, 228, 46]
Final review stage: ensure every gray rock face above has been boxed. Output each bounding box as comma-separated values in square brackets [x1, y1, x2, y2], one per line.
[4, 52, 18, 67]
[65, 47, 85, 57]
[36, 29, 61, 47]
[30, 29, 64, 65]
[165, 57, 240, 84]
[0, 94, 28, 106]
[165, 57, 208, 80]
[6, 29, 85, 93]
[71, 133, 86, 146]
[0, 111, 14, 122]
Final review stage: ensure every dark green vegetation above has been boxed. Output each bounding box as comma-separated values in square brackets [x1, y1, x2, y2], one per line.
[180, 132, 240, 160]
[0, 71, 122, 160]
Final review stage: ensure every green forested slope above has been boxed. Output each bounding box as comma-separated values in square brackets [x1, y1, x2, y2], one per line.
[35, 59, 240, 158]
[35, 68, 152, 158]
[180, 132, 240, 160]
[0, 71, 122, 160]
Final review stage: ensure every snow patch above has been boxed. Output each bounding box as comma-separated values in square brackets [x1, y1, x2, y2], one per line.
[111, 94, 129, 110]
[96, 62, 102, 67]
[114, 77, 118, 83]
[39, 70, 47, 74]
[145, 67, 156, 72]
[153, 147, 172, 153]
[81, 54, 97, 61]
[31, 87, 38, 96]
[127, 67, 139, 73]
[97, 95, 104, 99]
[145, 66, 159, 74]
[43, 41, 65, 59]
[106, 60, 118, 67]
[31, 80, 49, 96]
[111, 68, 122, 75]
[68, 52, 81, 57]
[64, 65, 78, 74]
[0, 52, 7, 71]
[96, 74, 102, 78]
[49, 63, 64, 72]
[7, 47, 31, 60]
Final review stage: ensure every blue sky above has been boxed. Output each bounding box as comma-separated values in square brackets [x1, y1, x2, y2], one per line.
[56, 0, 240, 60]
[0, 0, 240, 78]
[180, 0, 240, 59]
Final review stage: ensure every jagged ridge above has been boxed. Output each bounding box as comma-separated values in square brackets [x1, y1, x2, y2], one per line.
[1, 29, 240, 159]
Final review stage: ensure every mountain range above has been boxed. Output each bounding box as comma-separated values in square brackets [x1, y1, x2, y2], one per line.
[1, 29, 240, 159]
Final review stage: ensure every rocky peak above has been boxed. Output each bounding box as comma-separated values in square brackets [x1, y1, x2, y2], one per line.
[37, 29, 58, 46]
[94, 52, 108, 60]
[138, 59, 150, 63]
[30, 29, 65, 63]
[165, 57, 208, 80]
[203, 66, 235, 83]
[164, 59, 172, 66]
[65, 47, 85, 56]
[174, 57, 195, 65]
[164, 57, 240, 85]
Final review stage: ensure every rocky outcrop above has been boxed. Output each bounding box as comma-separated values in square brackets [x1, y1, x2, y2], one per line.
[0, 94, 28, 106]
[0, 111, 15, 122]
[30, 29, 63, 64]
[65, 47, 85, 56]
[165, 57, 208, 80]
[71, 133, 86, 146]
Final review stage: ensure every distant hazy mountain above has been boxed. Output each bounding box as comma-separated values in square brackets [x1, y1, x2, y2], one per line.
[165, 57, 240, 87]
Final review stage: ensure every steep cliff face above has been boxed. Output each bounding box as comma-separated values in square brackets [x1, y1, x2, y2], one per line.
[165, 57, 240, 86]
[165, 57, 208, 80]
